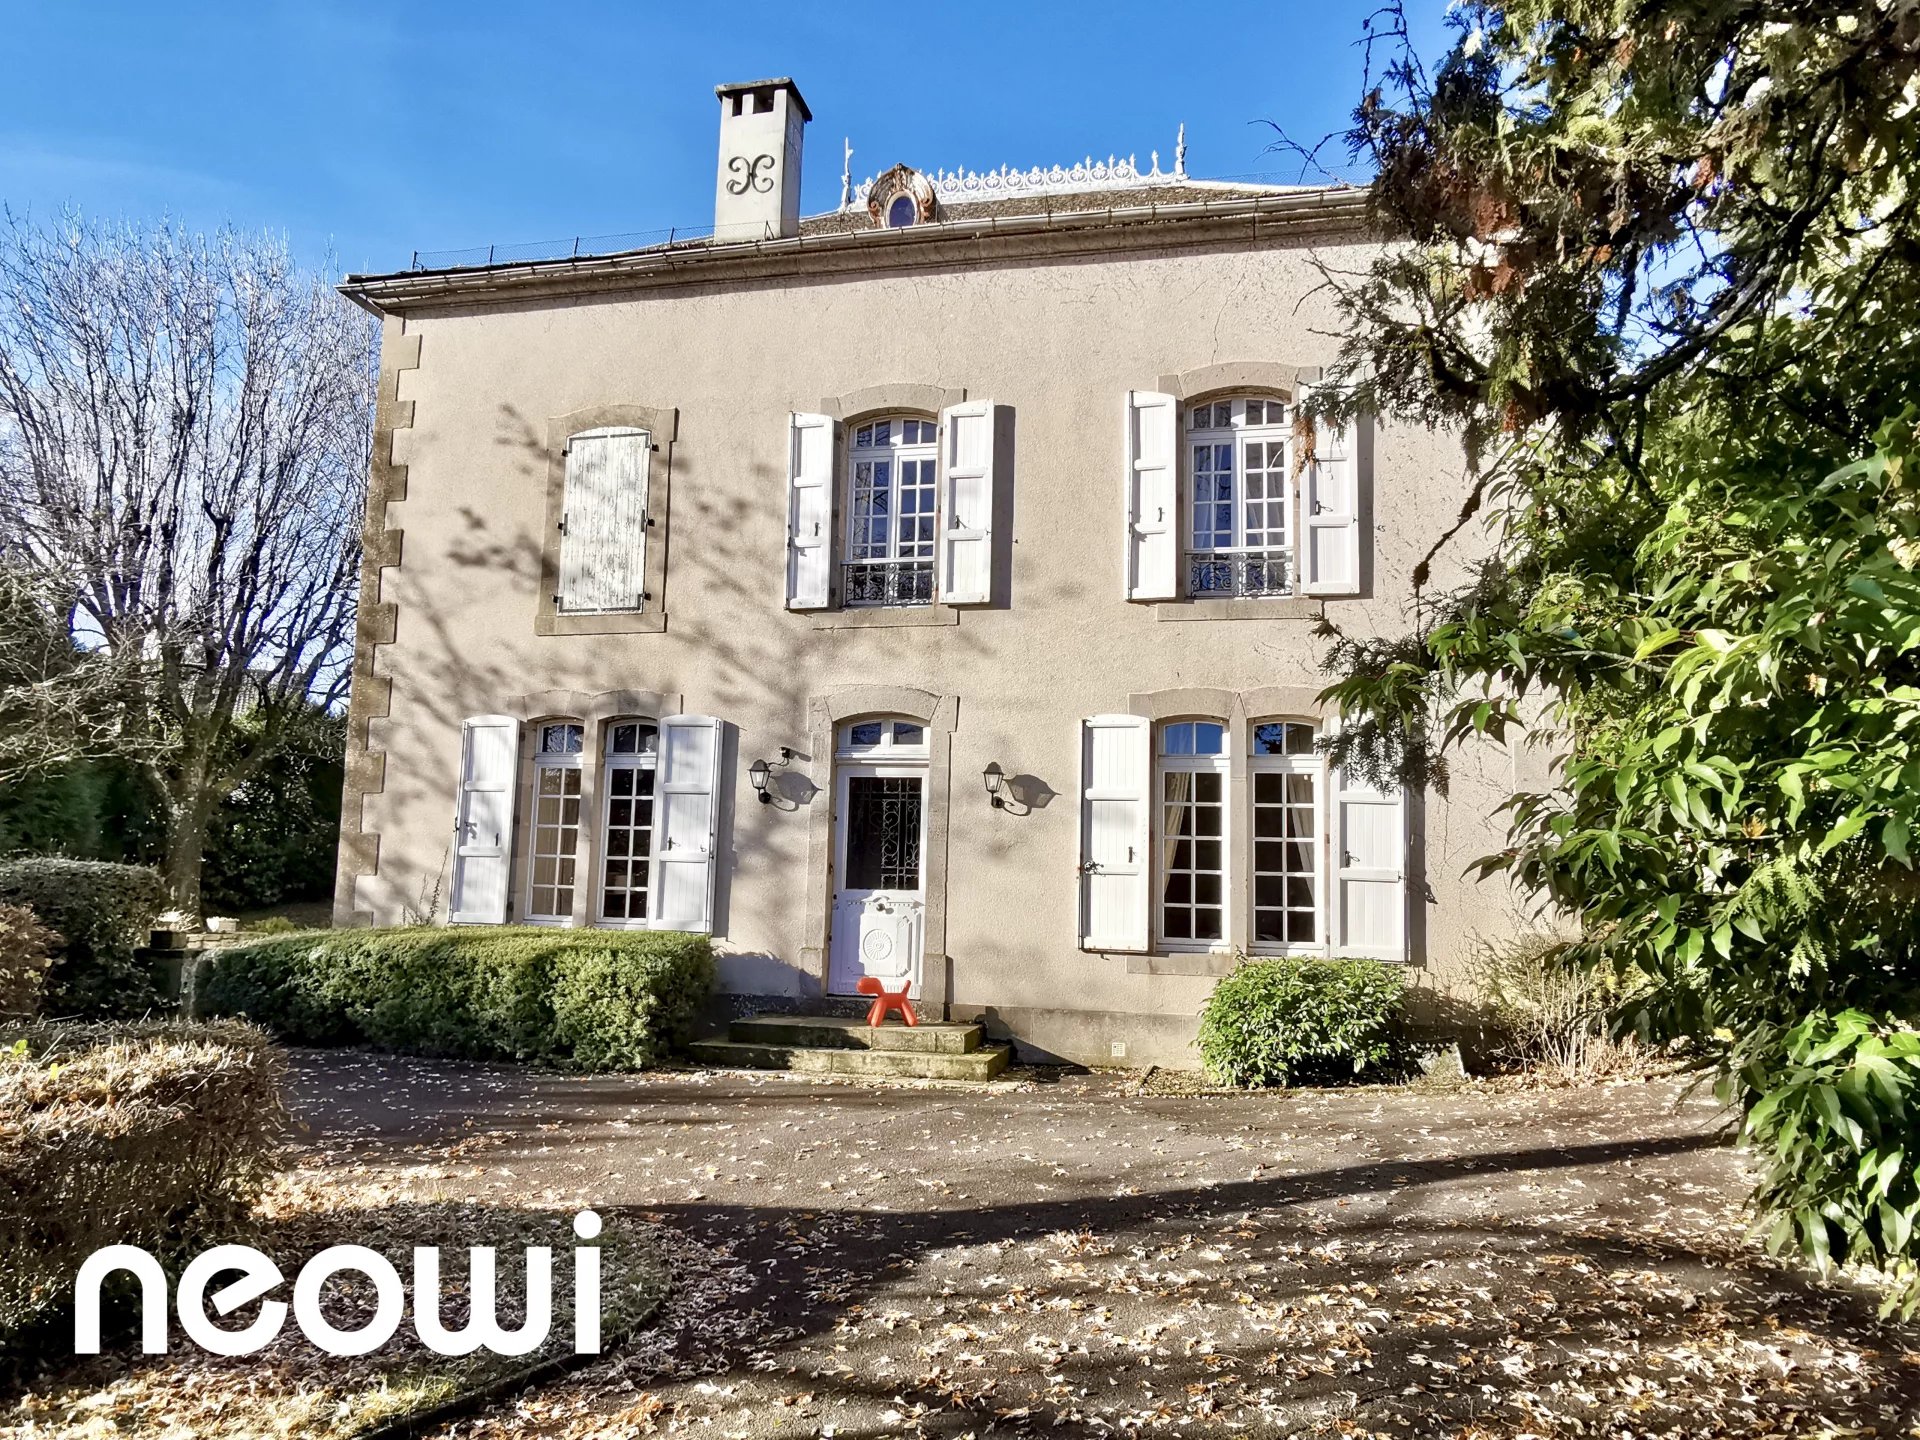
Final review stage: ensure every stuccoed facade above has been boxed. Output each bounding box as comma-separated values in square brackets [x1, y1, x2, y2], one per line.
[335, 78, 1529, 1068]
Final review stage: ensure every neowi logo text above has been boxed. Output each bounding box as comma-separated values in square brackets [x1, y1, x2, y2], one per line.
[73, 1211, 604, 1358]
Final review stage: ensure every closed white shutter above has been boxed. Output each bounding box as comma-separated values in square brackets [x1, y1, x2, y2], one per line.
[786, 413, 833, 610]
[557, 429, 650, 613]
[1124, 391, 1178, 600]
[937, 401, 996, 604]
[450, 715, 521, 925]
[1079, 714, 1151, 952]
[1332, 764, 1406, 960]
[1301, 395, 1361, 596]
[651, 714, 723, 932]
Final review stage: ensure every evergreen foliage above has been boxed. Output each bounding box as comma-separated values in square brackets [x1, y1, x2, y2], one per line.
[1310, 1, 1920, 1303]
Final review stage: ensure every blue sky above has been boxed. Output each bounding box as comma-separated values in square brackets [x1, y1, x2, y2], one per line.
[0, 2, 1449, 277]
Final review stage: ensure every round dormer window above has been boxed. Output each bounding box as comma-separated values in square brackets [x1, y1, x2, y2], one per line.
[887, 194, 917, 228]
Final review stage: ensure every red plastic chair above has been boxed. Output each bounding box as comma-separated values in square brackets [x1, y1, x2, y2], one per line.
[856, 975, 919, 1027]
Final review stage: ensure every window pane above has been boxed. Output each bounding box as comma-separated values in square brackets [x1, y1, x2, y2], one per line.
[892, 722, 925, 746]
[843, 775, 924, 889]
[848, 721, 884, 747]
[1195, 723, 1225, 756]
[1163, 723, 1193, 755]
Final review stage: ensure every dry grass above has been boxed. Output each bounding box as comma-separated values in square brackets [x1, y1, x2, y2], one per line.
[1, 1021, 288, 1361]
[1466, 930, 1664, 1084]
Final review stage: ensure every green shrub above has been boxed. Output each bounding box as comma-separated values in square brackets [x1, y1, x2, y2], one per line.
[203, 926, 715, 1070]
[248, 915, 302, 935]
[0, 859, 169, 1017]
[1198, 957, 1411, 1087]
[0, 903, 57, 1017]
[0, 1020, 287, 1362]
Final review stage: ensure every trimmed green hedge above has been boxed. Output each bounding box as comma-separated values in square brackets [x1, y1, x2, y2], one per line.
[202, 926, 715, 1070]
[0, 859, 170, 1017]
[1198, 956, 1413, 1087]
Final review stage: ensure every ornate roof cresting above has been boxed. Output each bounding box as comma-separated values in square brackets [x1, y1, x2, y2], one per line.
[844, 125, 1190, 211]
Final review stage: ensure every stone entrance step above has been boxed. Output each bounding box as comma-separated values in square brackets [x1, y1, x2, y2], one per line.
[688, 1012, 1010, 1081]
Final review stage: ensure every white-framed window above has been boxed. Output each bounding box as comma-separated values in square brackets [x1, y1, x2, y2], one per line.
[1156, 719, 1228, 948]
[1185, 395, 1294, 599]
[1250, 719, 1323, 951]
[844, 416, 938, 607]
[836, 716, 930, 758]
[1079, 711, 1402, 959]
[597, 720, 659, 926]
[526, 721, 585, 923]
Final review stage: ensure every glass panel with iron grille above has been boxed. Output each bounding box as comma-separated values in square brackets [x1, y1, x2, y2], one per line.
[844, 776, 924, 889]
[845, 417, 937, 607]
[1186, 397, 1294, 598]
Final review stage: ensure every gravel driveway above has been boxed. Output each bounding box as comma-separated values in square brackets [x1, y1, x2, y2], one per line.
[285, 1052, 1920, 1438]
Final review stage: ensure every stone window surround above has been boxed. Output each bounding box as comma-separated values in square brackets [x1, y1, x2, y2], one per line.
[810, 384, 968, 630]
[1120, 684, 1334, 977]
[536, 405, 679, 637]
[500, 689, 684, 928]
[801, 685, 959, 1016]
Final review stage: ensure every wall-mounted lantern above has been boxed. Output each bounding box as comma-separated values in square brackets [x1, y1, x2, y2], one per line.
[749, 747, 797, 805]
[983, 761, 1006, 809]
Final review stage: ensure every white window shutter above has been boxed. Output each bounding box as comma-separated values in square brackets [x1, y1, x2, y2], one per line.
[651, 714, 723, 933]
[786, 413, 833, 610]
[450, 715, 521, 925]
[557, 429, 650, 613]
[1332, 763, 1406, 961]
[937, 401, 996, 604]
[1301, 395, 1361, 596]
[1079, 714, 1151, 952]
[1124, 391, 1178, 600]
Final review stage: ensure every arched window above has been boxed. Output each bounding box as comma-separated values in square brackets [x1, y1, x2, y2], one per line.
[527, 721, 584, 923]
[887, 194, 917, 228]
[1157, 719, 1228, 947]
[598, 720, 660, 925]
[845, 416, 938, 607]
[1250, 719, 1322, 949]
[1186, 394, 1293, 598]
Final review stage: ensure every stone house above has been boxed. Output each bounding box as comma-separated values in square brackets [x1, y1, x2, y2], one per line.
[334, 77, 1522, 1067]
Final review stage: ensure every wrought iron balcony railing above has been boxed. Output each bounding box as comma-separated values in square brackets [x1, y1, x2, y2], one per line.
[1186, 547, 1293, 599]
[843, 560, 935, 608]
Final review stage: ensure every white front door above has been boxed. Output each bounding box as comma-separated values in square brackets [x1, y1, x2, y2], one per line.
[829, 762, 927, 997]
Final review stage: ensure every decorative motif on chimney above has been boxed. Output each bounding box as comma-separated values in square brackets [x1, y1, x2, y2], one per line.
[727, 154, 778, 196]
